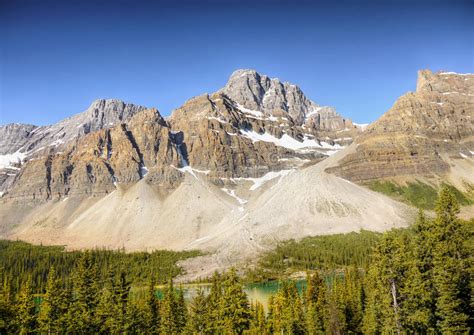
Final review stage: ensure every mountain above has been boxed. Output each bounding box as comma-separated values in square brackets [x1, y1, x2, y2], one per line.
[219, 69, 353, 131]
[326, 70, 474, 193]
[1, 70, 362, 200]
[3, 69, 471, 278]
[0, 99, 147, 194]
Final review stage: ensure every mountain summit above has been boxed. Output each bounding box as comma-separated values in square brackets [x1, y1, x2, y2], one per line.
[220, 69, 352, 131]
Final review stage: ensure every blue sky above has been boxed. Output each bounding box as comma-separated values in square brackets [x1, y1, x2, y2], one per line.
[1, 0, 473, 125]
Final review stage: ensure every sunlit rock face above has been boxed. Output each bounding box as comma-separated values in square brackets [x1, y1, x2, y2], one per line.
[326, 70, 474, 181]
[3, 70, 359, 199]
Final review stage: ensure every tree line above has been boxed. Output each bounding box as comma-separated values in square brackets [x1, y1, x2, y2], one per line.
[0, 187, 472, 334]
[0, 240, 201, 293]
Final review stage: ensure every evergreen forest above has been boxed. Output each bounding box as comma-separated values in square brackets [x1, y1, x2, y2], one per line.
[0, 187, 472, 334]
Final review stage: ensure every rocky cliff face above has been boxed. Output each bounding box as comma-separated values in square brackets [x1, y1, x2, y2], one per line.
[0, 99, 147, 194]
[7, 109, 184, 200]
[326, 70, 474, 183]
[0, 124, 38, 155]
[220, 69, 354, 131]
[2, 70, 358, 199]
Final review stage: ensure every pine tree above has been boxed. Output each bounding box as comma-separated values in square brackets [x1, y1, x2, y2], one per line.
[160, 280, 178, 334]
[0, 277, 15, 334]
[38, 267, 68, 334]
[305, 272, 328, 334]
[362, 231, 411, 335]
[271, 281, 305, 334]
[16, 279, 37, 335]
[175, 287, 188, 333]
[115, 270, 132, 332]
[220, 269, 252, 334]
[432, 187, 470, 333]
[125, 299, 148, 334]
[145, 276, 160, 334]
[185, 287, 207, 334]
[95, 285, 118, 334]
[400, 210, 437, 333]
[67, 251, 100, 333]
[205, 272, 224, 334]
[247, 301, 266, 334]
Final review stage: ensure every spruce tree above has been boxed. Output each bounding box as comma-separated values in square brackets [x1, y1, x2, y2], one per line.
[305, 272, 328, 334]
[115, 270, 132, 332]
[272, 281, 305, 334]
[38, 267, 68, 334]
[185, 288, 207, 334]
[67, 251, 100, 333]
[400, 210, 437, 333]
[432, 188, 470, 333]
[342, 266, 364, 333]
[0, 277, 15, 334]
[220, 269, 252, 334]
[247, 301, 266, 334]
[175, 287, 188, 333]
[125, 299, 148, 334]
[362, 231, 410, 335]
[160, 280, 178, 334]
[95, 285, 118, 334]
[205, 272, 224, 334]
[16, 279, 37, 335]
[145, 276, 160, 334]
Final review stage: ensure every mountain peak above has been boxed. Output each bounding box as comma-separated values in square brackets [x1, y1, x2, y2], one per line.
[220, 69, 351, 131]
[221, 69, 316, 124]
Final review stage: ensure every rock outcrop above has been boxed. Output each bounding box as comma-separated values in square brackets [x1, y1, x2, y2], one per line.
[0, 99, 147, 194]
[220, 69, 354, 132]
[2, 70, 358, 199]
[0, 124, 38, 155]
[7, 109, 184, 200]
[326, 70, 474, 184]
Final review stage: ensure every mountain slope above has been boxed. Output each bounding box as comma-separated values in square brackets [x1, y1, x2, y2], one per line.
[0, 99, 147, 194]
[326, 70, 474, 192]
[7, 69, 470, 278]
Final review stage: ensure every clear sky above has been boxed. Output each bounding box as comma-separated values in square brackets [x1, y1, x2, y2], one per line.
[1, 0, 473, 125]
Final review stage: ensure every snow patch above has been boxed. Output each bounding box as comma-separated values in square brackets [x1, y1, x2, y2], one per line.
[207, 116, 227, 124]
[0, 150, 27, 169]
[172, 165, 209, 178]
[439, 72, 473, 76]
[304, 106, 323, 120]
[50, 138, 64, 147]
[177, 166, 197, 179]
[221, 188, 247, 205]
[459, 152, 468, 158]
[239, 129, 342, 154]
[235, 103, 264, 118]
[234, 170, 294, 191]
[354, 123, 369, 130]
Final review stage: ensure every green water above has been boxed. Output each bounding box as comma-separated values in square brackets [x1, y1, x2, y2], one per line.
[158, 280, 307, 311]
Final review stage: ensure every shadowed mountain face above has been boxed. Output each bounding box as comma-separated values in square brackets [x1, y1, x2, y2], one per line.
[0, 69, 472, 277]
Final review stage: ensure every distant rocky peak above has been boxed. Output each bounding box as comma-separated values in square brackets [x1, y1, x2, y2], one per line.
[221, 69, 320, 124]
[416, 69, 473, 96]
[83, 98, 148, 127]
[220, 69, 352, 132]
